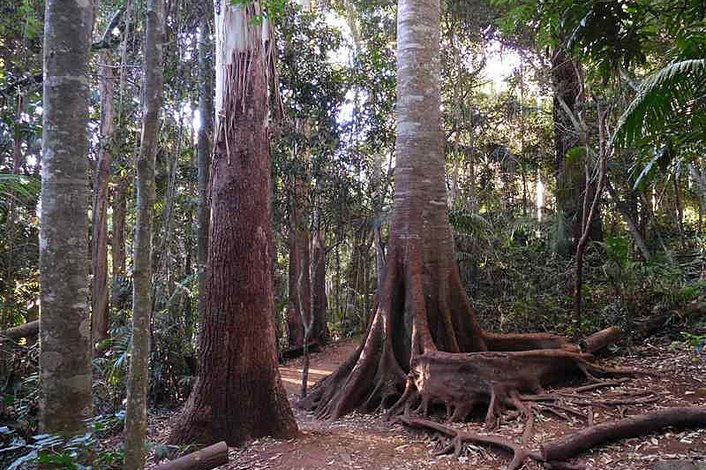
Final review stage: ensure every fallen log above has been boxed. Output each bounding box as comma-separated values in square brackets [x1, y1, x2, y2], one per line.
[1, 320, 39, 340]
[540, 407, 706, 462]
[579, 326, 621, 355]
[153, 441, 228, 470]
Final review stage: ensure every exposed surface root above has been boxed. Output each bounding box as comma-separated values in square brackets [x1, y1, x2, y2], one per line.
[539, 407, 706, 462]
[399, 407, 706, 469]
[398, 416, 538, 470]
[388, 349, 637, 427]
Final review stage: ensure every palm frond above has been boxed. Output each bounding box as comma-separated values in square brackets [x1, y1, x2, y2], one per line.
[0, 174, 40, 210]
[614, 59, 706, 148]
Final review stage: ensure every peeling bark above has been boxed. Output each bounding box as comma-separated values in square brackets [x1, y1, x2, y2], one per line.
[169, 2, 297, 446]
[124, 0, 165, 467]
[39, 0, 94, 436]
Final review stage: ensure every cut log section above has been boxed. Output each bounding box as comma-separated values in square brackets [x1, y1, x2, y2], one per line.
[153, 441, 228, 470]
[1, 320, 39, 340]
[579, 326, 621, 354]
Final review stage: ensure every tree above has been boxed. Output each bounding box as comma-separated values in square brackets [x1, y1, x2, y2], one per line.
[301, 0, 588, 422]
[551, 46, 600, 255]
[92, 49, 116, 346]
[169, 2, 298, 446]
[38, 0, 94, 435]
[196, 7, 213, 324]
[123, 0, 165, 466]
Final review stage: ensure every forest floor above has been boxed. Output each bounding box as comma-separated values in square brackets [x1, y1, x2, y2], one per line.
[149, 337, 706, 470]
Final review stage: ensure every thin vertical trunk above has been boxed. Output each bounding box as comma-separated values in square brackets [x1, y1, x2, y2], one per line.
[311, 206, 329, 344]
[39, 0, 94, 435]
[169, 2, 297, 446]
[286, 119, 314, 353]
[689, 163, 706, 235]
[286, 219, 308, 350]
[124, 0, 165, 467]
[3, 95, 25, 325]
[466, 142, 477, 213]
[605, 179, 651, 260]
[112, 179, 127, 279]
[92, 51, 116, 346]
[552, 48, 603, 254]
[111, 0, 133, 285]
[197, 16, 213, 322]
[674, 170, 685, 247]
[573, 106, 608, 338]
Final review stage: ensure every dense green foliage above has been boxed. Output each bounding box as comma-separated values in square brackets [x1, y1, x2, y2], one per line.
[1, 0, 705, 464]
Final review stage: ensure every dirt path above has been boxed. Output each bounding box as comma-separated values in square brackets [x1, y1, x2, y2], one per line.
[150, 338, 706, 469]
[226, 338, 463, 470]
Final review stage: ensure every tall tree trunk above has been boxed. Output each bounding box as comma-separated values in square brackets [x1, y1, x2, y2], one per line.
[196, 13, 213, 323]
[92, 51, 116, 346]
[39, 0, 94, 436]
[301, 0, 573, 422]
[552, 48, 602, 255]
[573, 106, 608, 338]
[169, 2, 297, 446]
[286, 198, 310, 351]
[111, 0, 133, 286]
[311, 206, 329, 344]
[123, 0, 165, 467]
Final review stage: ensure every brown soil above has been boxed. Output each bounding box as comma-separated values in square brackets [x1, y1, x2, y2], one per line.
[150, 337, 706, 470]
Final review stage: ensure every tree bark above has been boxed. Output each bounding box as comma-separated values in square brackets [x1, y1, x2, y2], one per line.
[196, 13, 213, 323]
[311, 206, 330, 345]
[39, 0, 94, 436]
[579, 326, 621, 354]
[300, 0, 575, 422]
[123, 0, 165, 467]
[286, 205, 310, 351]
[169, 2, 297, 446]
[112, 178, 127, 279]
[92, 50, 116, 346]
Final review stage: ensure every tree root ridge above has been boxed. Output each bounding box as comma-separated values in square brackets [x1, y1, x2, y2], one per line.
[400, 407, 706, 469]
[398, 416, 537, 470]
[388, 349, 641, 426]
